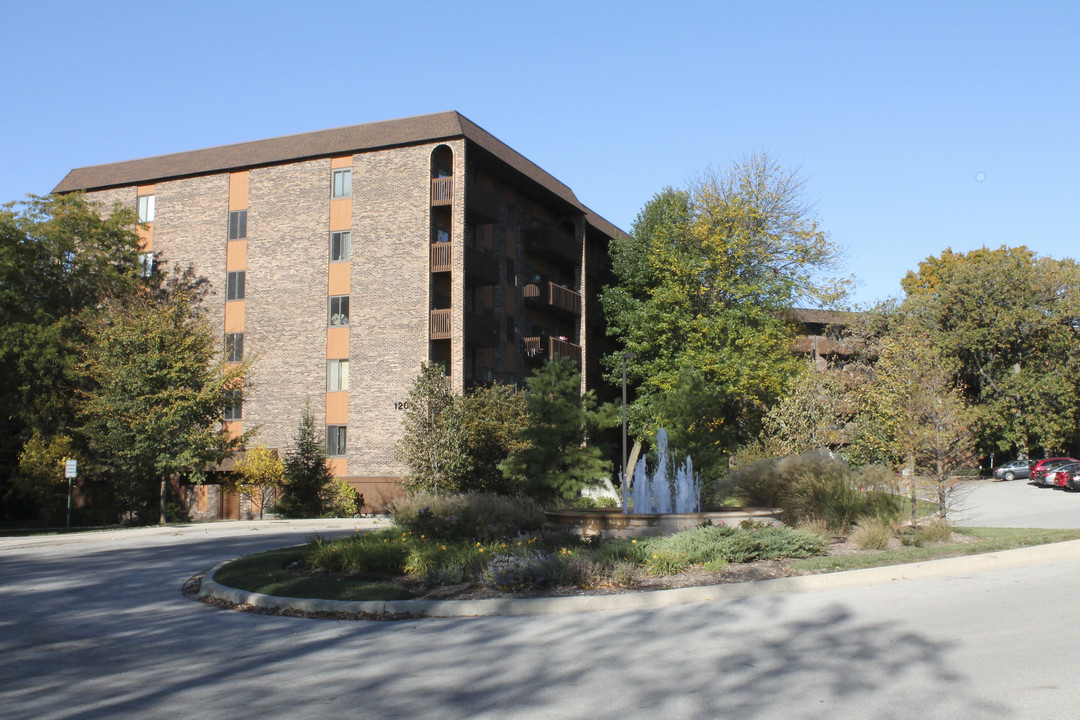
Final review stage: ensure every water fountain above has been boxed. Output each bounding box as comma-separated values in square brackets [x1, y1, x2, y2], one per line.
[545, 429, 782, 537]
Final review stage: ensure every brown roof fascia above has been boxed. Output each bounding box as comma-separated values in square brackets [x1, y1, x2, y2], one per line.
[54, 110, 623, 238]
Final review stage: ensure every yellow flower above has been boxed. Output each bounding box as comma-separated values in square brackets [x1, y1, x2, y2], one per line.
[479, 548, 484, 553]
[440, 545, 446, 551]
[631, 540, 637, 544]
[653, 554, 659, 559]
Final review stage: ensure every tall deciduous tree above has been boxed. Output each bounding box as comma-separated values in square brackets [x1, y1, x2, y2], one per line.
[900, 246, 1080, 459]
[850, 319, 974, 521]
[395, 363, 457, 495]
[0, 194, 143, 521]
[500, 358, 617, 501]
[602, 154, 848, 464]
[78, 273, 250, 524]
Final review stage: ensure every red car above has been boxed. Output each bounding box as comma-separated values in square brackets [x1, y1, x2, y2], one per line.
[1031, 457, 1080, 486]
[1052, 462, 1080, 489]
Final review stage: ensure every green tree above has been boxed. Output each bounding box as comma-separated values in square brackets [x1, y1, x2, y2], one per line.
[0, 194, 143, 521]
[451, 384, 529, 494]
[602, 154, 848, 459]
[78, 275, 249, 524]
[850, 318, 975, 521]
[395, 363, 457, 495]
[900, 246, 1080, 459]
[500, 358, 618, 501]
[232, 445, 285, 520]
[754, 361, 856, 459]
[278, 404, 334, 518]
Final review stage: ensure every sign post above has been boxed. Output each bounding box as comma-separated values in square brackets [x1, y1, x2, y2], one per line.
[64, 459, 77, 530]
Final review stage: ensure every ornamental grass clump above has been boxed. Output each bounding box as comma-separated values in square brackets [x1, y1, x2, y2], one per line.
[851, 517, 892, 550]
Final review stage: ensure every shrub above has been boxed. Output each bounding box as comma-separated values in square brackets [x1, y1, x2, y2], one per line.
[851, 518, 892, 550]
[733, 452, 902, 533]
[321, 479, 363, 517]
[390, 492, 545, 542]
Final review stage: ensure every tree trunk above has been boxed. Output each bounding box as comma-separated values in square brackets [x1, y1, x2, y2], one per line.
[908, 454, 917, 526]
[159, 479, 167, 525]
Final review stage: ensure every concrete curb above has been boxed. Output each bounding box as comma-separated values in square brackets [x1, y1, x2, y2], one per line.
[197, 538, 1080, 619]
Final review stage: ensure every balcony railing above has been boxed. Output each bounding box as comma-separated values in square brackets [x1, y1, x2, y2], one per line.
[431, 177, 453, 206]
[430, 243, 452, 273]
[523, 336, 582, 369]
[430, 308, 452, 340]
[523, 225, 582, 265]
[523, 279, 582, 316]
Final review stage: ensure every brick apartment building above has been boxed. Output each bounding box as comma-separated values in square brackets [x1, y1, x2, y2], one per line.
[55, 111, 622, 514]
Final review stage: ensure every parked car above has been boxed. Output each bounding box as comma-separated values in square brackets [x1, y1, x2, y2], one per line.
[993, 459, 1037, 481]
[1031, 458, 1080, 486]
[1063, 465, 1080, 491]
[1051, 462, 1080, 489]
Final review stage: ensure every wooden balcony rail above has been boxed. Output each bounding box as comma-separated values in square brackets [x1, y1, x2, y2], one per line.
[523, 280, 582, 316]
[430, 242, 452, 273]
[523, 336, 582, 368]
[430, 308, 452, 340]
[549, 282, 582, 316]
[431, 177, 453, 206]
[549, 336, 582, 367]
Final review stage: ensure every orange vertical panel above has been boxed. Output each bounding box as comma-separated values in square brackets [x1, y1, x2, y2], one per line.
[137, 184, 155, 195]
[506, 343, 516, 372]
[228, 171, 249, 211]
[224, 301, 245, 332]
[198, 486, 207, 513]
[224, 421, 243, 440]
[226, 239, 247, 271]
[330, 155, 353, 169]
[328, 458, 348, 476]
[137, 225, 153, 251]
[326, 392, 348, 424]
[485, 348, 494, 367]
[328, 262, 351, 295]
[329, 199, 352, 231]
[505, 294, 515, 316]
[326, 326, 350, 359]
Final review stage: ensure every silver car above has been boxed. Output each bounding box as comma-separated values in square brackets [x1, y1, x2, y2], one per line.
[993, 459, 1036, 481]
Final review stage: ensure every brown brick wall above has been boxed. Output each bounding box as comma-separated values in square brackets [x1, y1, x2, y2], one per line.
[246, 158, 330, 454]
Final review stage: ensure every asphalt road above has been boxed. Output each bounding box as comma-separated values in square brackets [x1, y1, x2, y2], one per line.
[2, 482, 1078, 719]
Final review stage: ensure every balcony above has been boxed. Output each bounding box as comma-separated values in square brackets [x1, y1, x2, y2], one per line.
[430, 308, 452, 340]
[465, 245, 500, 286]
[523, 335, 582, 369]
[430, 242, 452, 273]
[523, 278, 582, 316]
[523, 225, 581, 265]
[431, 177, 452, 207]
[466, 178, 500, 225]
[465, 312, 500, 348]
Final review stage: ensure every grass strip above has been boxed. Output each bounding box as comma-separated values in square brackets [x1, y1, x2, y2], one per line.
[211, 546, 416, 601]
[789, 527, 1080, 574]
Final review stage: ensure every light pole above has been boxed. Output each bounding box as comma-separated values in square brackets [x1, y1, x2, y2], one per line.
[621, 352, 634, 514]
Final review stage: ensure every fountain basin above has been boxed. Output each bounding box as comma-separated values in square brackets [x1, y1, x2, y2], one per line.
[544, 507, 784, 538]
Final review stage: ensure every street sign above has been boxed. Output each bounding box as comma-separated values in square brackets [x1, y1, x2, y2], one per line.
[65, 460, 77, 478]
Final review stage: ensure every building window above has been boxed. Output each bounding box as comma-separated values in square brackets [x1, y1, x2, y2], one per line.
[137, 194, 155, 223]
[327, 359, 349, 392]
[225, 333, 243, 362]
[331, 168, 352, 198]
[224, 390, 242, 421]
[227, 271, 245, 300]
[229, 210, 247, 240]
[329, 296, 350, 326]
[330, 231, 351, 261]
[137, 252, 154, 278]
[326, 425, 347, 457]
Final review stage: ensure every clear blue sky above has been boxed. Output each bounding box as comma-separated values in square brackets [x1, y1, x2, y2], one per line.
[3, 0, 1077, 307]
